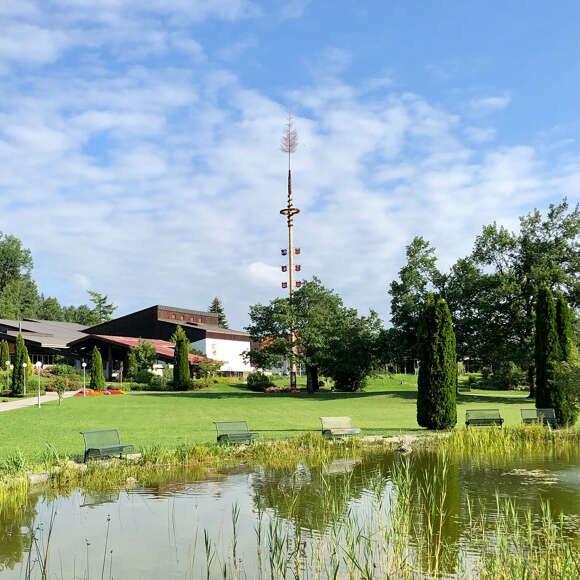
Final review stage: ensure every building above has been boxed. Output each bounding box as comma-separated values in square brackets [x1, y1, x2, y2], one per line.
[0, 318, 88, 365]
[81, 305, 254, 376]
[67, 334, 211, 379]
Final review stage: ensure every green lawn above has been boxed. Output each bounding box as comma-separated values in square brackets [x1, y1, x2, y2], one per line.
[0, 374, 546, 462]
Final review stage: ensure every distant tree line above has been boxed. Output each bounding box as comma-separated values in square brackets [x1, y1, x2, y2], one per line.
[0, 231, 116, 325]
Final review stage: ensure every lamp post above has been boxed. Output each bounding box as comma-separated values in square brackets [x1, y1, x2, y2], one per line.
[5, 360, 9, 391]
[82, 361, 87, 397]
[22, 362, 27, 396]
[35, 361, 42, 408]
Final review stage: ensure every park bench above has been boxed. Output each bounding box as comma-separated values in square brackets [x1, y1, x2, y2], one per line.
[80, 429, 135, 462]
[521, 408, 558, 428]
[214, 421, 258, 444]
[465, 409, 504, 428]
[320, 416, 361, 438]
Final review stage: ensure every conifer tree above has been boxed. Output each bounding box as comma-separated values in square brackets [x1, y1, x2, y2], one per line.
[535, 286, 564, 417]
[209, 297, 229, 328]
[172, 325, 191, 390]
[11, 334, 28, 395]
[0, 340, 9, 368]
[126, 350, 138, 380]
[555, 293, 573, 362]
[416, 294, 457, 429]
[89, 346, 105, 391]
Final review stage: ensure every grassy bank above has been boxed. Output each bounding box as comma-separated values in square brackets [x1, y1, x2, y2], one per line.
[0, 373, 561, 464]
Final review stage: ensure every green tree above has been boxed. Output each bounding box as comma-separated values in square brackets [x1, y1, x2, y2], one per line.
[472, 199, 579, 395]
[388, 237, 442, 360]
[11, 334, 28, 395]
[126, 350, 138, 380]
[208, 297, 229, 328]
[555, 293, 573, 362]
[62, 304, 101, 326]
[1, 340, 9, 368]
[0, 278, 39, 320]
[197, 360, 223, 386]
[37, 295, 64, 321]
[132, 339, 157, 371]
[88, 290, 117, 323]
[246, 278, 380, 393]
[171, 325, 191, 390]
[89, 346, 105, 391]
[416, 294, 457, 430]
[534, 286, 564, 417]
[0, 232, 33, 292]
[325, 308, 382, 392]
[554, 347, 579, 424]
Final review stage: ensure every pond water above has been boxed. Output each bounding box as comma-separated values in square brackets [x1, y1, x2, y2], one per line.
[1, 447, 579, 579]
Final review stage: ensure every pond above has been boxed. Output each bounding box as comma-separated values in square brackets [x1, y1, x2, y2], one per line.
[1, 444, 579, 579]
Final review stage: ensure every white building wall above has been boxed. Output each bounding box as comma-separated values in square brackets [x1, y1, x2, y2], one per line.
[192, 338, 253, 373]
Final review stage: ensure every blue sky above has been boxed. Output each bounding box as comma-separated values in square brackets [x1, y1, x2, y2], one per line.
[0, 0, 578, 330]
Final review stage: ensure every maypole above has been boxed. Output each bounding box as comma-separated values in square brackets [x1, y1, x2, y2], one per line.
[280, 114, 301, 390]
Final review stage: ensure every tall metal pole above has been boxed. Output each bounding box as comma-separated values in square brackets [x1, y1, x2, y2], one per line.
[280, 114, 300, 390]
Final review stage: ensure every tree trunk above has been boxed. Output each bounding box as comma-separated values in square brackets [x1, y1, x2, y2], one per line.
[306, 366, 319, 393]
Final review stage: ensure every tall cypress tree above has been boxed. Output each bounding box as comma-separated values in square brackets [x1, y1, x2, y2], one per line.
[535, 286, 562, 415]
[553, 293, 578, 426]
[172, 325, 191, 390]
[417, 294, 457, 429]
[11, 334, 28, 395]
[89, 346, 105, 391]
[1, 340, 9, 368]
[555, 293, 573, 362]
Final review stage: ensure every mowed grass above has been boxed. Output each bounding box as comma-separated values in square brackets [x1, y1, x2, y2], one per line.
[0, 374, 544, 462]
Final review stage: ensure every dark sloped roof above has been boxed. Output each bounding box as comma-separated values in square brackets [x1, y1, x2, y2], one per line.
[0, 318, 88, 347]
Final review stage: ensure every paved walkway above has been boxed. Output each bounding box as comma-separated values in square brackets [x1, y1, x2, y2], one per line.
[0, 391, 77, 412]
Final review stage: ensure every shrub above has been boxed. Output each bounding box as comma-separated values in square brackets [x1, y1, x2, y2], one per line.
[191, 378, 211, 390]
[491, 361, 526, 390]
[135, 369, 152, 385]
[149, 374, 168, 389]
[49, 364, 78, 377]
[481, 366, 492, 380]
[246, 372, 274, 392]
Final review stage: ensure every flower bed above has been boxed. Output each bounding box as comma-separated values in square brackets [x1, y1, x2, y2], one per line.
[264, 386, 300, 394]
[73, 388, 126, 397]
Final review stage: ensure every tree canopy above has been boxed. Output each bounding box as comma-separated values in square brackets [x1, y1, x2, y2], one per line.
[246, 277, 381, 392]
[387, 199, 579, 392]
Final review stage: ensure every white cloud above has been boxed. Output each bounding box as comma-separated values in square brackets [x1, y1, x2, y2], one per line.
[0, 8, 574, 332]
[469, 94, 511, 113]
[465, 126, 496, 143]
[281, 0, 311, 19]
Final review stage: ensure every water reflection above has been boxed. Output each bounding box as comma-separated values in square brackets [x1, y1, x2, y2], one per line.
[0, 447, 578, 579]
